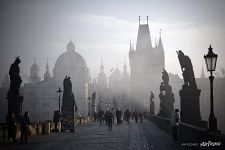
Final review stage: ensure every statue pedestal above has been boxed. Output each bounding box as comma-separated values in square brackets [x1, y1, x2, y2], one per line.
[158, 93, 174, 119]
[7, 95, 23, 117]
[179, 88, 207, 128]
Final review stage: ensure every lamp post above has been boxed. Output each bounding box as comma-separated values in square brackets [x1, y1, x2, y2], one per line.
[204, 45, 218, 131]
[57, 88, 62, 116]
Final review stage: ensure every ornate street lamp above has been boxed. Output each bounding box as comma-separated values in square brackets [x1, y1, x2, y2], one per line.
[204, 45, 218, 131]
[57, 88, 62, 115]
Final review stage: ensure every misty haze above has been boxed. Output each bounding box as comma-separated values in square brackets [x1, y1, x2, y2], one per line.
[0, 0, 225, 150]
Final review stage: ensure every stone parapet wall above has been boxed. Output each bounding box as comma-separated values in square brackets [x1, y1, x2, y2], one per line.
[146, 114, 225, 147]
[0, 117, 92, 143]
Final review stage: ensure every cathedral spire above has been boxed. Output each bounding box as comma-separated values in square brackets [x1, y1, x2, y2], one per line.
[158, 29, 163, 49]
[138, 16, 141, 25]
[100, 55, 104, 73]
[44, 58, 51, 81]
[123, 56, 129, 80]
[46, 58, 49, 71]
[147, 16, 149, 24]
[129, 40, 134, 51]
[124, 55, 127, 70]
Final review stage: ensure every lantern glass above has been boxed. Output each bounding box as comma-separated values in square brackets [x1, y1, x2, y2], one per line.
[204, 45, 218, 72]
[57, 88, 62, 96]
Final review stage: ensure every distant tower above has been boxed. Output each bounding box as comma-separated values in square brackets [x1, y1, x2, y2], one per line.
[123, 57, 129, 80]
[98, 56, 107, 90]
[157, 29, 165, 72]
[44, 58, 51, 81]
[200, 65, 205, 78]
[30, 58, 41, 83]
[129, 17, 165, 109]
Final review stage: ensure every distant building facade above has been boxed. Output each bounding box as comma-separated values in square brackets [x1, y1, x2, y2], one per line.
[53, 41, 91, 116]
[0, 41, 91, 122]
[129, 20, 164, 109]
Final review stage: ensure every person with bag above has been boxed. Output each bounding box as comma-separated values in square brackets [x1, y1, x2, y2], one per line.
[20, 111, 31, 143]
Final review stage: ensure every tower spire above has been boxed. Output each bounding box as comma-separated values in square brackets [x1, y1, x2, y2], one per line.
[46, 58, 49, 71]
[147, 16, 149, 24]
[138, 16, 141, 25]
[100, 55, 104, 73]
[44, 58, 51, 80]
[123, 55, 129, 80]
[101, 55, 103, 66]
[129, 40, 132, 51]
[160, 29, 162, 38]
[158, 29, 163, 49]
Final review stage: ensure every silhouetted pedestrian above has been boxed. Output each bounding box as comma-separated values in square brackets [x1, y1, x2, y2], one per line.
[171, 109, 180, 140]
[7, 113, 17, 142]
[98, 110, 104, 125]
[134, 111, 138, 123]
[116, 109, 120, 124]
[20, 111, 31, 143]
[106, 111, 113, 130]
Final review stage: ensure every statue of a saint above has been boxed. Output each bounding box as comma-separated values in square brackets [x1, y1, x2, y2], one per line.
[177, 50, 197, 89]
[8, 57, 22, 96]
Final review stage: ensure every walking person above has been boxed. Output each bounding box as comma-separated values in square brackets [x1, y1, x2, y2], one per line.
[134, 110, 138, 123]
[106, 111, 113, 130]
[7, 113, 17, 142]
[171, 109, 180, 140]
[20, 111, 31, 144]
[116, 109, 120, 125]
[98, 110, 103, 125]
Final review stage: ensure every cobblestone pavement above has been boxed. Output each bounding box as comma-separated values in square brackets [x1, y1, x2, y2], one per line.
[0, 119, 185, 150]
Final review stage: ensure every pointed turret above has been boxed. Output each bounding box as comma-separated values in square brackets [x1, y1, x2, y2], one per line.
[44, 58, 51, 81]
[129, 40, 134, 52]
[100, 55, 104, 73]
[123, 56, 129, 80]
[158, 29, 163, 49]
[98, 56, 107, 90]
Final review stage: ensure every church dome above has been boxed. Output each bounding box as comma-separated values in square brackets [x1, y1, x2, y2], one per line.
[31, 60, 40, 73]
[30, 58, 41, 83]
[54, 41, 87, 69]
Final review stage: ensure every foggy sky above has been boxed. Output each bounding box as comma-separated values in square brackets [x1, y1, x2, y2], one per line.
[0, 0, 225, 83]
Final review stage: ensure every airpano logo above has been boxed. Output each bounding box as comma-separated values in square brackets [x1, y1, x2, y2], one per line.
[200, 141, 221, 147]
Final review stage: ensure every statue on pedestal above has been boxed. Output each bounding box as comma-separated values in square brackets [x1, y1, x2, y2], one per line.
[158, 69, 175, 118]
[177, 50, 197, 89]
[61, 76, 77, 132]
[177, 50, 207, 128]
[7, 56, 23, 119]
[8, 57, 22, 96]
